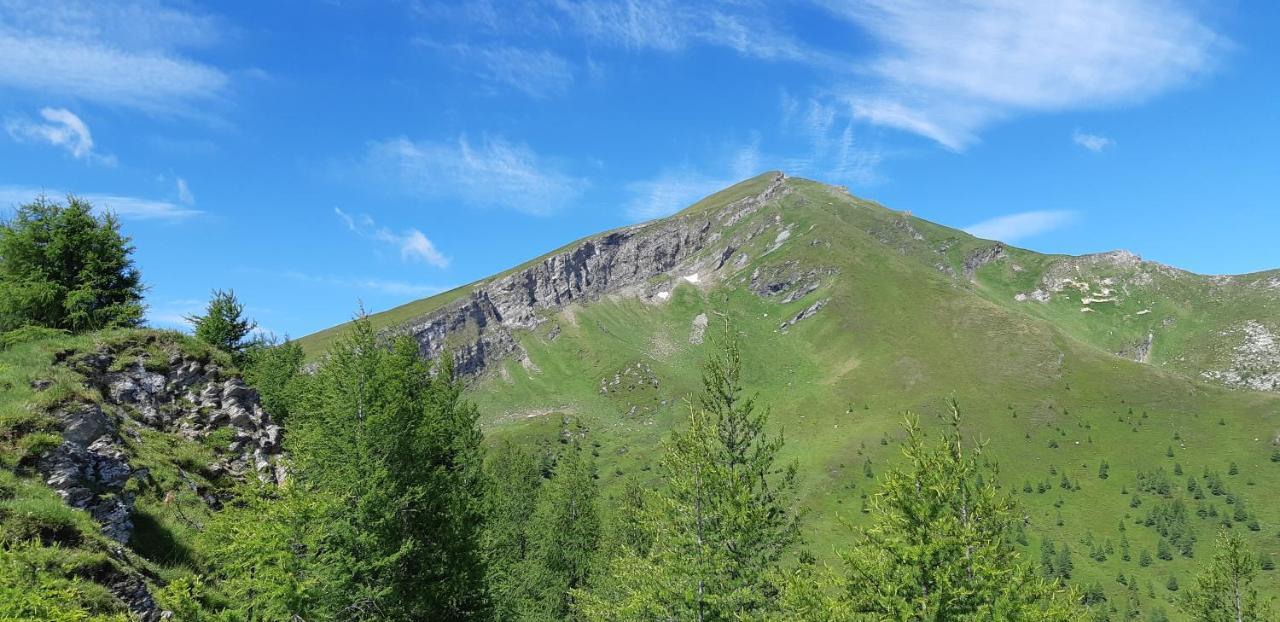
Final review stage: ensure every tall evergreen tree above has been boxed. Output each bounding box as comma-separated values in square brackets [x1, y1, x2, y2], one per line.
[576, 327, 800, 621]
[290, 316, 488, 620]
[1180, 529, 1274, 621]
[842, 403, 1082, 621]
[524, 439, 601, 621]
[0, 195, 143, 332]
[483, 441, 545, 620]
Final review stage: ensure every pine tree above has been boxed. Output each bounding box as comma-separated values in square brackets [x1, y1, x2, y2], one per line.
[1180, 529, 1274, 621]
[241, 338, 304, 423]
[0, 195, 144, 331]
[523, 438, 601, 621]
[187, 289, 258, 357]
[290, 317, 488, 620]
[841, 403, 1081, 620]
[576, 327, 800, 621]
[483, 441, 544, 620]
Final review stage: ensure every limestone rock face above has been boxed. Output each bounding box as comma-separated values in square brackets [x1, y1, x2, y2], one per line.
[32, 339, 289, 622]
[393, 172, 791, 375]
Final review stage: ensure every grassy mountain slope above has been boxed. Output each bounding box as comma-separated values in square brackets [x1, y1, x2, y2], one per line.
[301, 173, 1280, 615]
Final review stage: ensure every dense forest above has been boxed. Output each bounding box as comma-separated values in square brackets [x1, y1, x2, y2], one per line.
[2, 199, 1276, 621]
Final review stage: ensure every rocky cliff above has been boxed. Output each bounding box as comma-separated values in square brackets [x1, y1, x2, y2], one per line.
[391, 172, 792, 375]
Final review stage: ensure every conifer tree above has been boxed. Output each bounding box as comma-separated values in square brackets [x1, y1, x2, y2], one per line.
[290, 317, 488, 620]
[576, 327, 800, 621]
[523, 437, 601, 621]
[483, 441, 544, 620]
[842, 403, 1081, 620]
[0, 195, 143, 331]
[187, 289, 258, 357]
[1180, 529, 1274, 621]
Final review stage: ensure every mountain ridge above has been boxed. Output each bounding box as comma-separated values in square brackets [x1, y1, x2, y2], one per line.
[298, 172, 1280, 396]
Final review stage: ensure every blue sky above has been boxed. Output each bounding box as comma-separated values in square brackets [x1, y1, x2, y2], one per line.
[2, 1, 1277, 338]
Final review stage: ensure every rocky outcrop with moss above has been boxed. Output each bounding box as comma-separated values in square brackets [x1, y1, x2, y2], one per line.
[2, 330, 285, 621]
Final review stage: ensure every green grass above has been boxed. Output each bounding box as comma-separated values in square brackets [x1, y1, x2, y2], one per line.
[319, 173, 1280, 619]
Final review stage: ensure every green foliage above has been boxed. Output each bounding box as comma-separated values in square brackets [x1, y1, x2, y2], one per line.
[186, 289, 257, 357]
[523, 439, 602, 621]
[483, 441, 546, 620]
[1180, 529, 1275, 621]
[577, 329, 801, 620]
[0, 540, 129, 621]
[841, 404, 1082, 620]
[241, 338, 304, 422]
[0, 196, 143, 332]
[198, 482, 327, 620]
[287, 317, 489, 620]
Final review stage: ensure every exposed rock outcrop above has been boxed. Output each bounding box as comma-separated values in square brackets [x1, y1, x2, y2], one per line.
[779, 299, 829, 333]
[393, 173, 791, 374]
[1203, 321, 1280, 392]
[689, 313, 709, 345]
[32, 339, 287, 621]
[963, 243, 1006, 281]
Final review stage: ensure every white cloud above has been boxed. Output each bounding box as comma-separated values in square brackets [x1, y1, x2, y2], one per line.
[334, 207, 450, 268]
[280, 271, 446, 298]
[5, 107, 116, 164]
[357, 135, 587, 215]
[176, 177, 195, 204]
[964, 210, 1078, 242]
[425, 42, 575, 98]
[549, 0, 828, 64]
[0, 185, 201, 221]
[818, 0, 1223, 149]
[0, 1, 229, 113]
[1072, 130, 1114, 153]
[625, 141, 762, 221]
[780, 94, 883, 186]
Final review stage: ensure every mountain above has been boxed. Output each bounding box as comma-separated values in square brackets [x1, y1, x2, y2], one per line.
[301, 171, 1280, 609]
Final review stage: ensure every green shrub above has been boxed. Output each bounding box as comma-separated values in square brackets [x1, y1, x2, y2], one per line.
[0, 540, 129, 621]
[0, 495, 88, 547]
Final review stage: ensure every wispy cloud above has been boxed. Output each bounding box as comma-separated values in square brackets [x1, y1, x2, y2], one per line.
[280, 271, 446, 298]
[549, 0, 829, 64]
[421, 0, 835, 66]
[175, 178, 195, 204]
[780, 94, 882, 186]
[355, 135, 587, 215]
[818, 0, 1224, 150]
[0, 185, 201, 221]
[0, 0, 229, 113]
[5, 107, 116, 165]
[423, 42, 575, 98]
[625, 140, 762, 221]
[1072, 130, 1114, 153]
[334, 208, 449, 268]
[964, 210, 1078, 242]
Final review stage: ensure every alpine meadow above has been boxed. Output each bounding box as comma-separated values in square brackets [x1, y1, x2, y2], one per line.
[2, 1, 1280, 621]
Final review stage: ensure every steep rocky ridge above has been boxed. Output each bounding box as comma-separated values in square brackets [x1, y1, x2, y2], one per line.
[302, 172, 1280, 396]
[386, 172, 792, 374]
